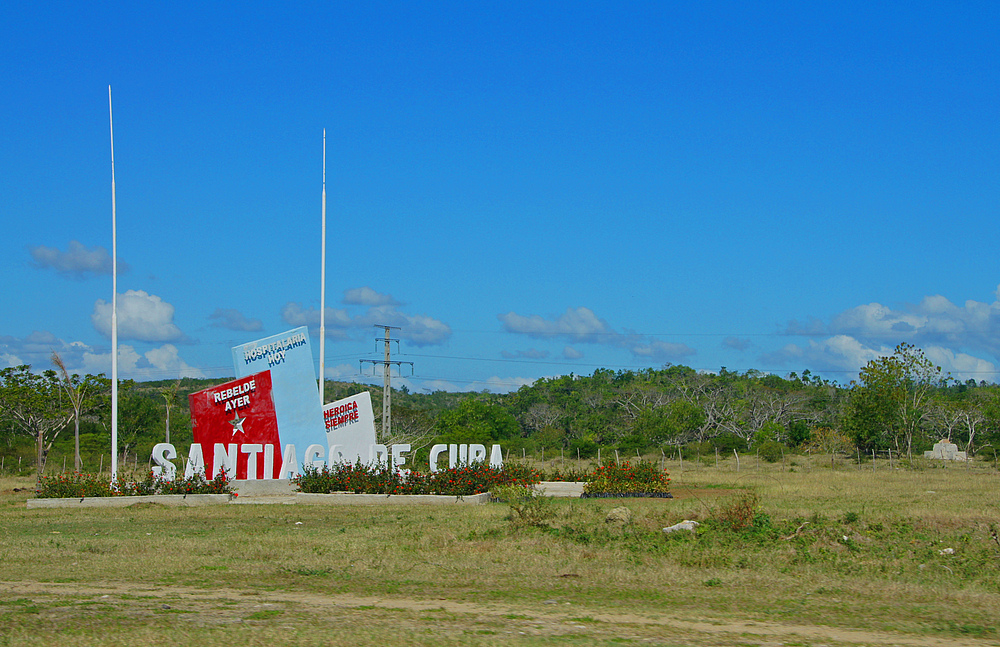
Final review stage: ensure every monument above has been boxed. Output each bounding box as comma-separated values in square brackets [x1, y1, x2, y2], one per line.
[923, 440, 968, 461]
[150, 327, 503, 481]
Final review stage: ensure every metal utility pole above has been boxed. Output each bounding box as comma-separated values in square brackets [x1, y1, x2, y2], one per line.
[360, 325, 413, 439]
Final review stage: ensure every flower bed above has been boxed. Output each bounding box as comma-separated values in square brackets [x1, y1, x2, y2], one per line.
[34, 471, 234, 498]
[294, 461, 540, 496]
[582, 460, 671, 498]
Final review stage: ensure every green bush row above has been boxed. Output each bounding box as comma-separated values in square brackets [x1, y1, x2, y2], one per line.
[294, 461, 540, 495]
[582, 459, 671, 495]
[35, 471, 233, 498]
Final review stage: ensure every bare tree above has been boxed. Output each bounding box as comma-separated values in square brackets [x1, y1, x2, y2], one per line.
[375, 405, 436, 451]
[927, 400, 963, 443]
[522, 402, 562, 432]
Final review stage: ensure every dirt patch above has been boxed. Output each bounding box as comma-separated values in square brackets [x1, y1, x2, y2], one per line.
[1, 580, 985, 647]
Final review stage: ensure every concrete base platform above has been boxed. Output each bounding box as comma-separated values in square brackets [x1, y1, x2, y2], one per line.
[26, 494, 232, 509]
[232, 480, 298, 497]
[28, 491, 491, 508]
[535, 481, 585, 497]
[27, 480, 584, 508]
[239, 492, 491, 505]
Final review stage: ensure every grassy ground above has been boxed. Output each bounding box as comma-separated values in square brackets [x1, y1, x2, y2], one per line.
[2, 456, 999, 646]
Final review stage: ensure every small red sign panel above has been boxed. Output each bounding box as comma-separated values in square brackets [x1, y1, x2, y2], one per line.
[188, 371, 281, 479]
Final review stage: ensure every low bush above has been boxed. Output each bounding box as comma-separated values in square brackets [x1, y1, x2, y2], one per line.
[35, 471, 234, 498]
[294, 461, 540, 496]
[490, 483, 554, 528]
[756, 440, 788, 463]
[540, 466, 593, 482]
[713, 489, 764, 531]
[582, 459, 670, 497]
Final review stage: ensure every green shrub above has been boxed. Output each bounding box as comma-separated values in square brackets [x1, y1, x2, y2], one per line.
[490, 484, 553, 528]
[294, 461, 540, 496]
[757, 440, 788, 463]
[569, 437, 598, 459]
[35, 472, 114, 498]
[714, 490, 765, 531]
[539, 466, 593, 482]
[582, 459, 670, 496]
[35, 471, 234, 498]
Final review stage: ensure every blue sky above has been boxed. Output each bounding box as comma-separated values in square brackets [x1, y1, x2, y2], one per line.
[3, 2, 1000, 392]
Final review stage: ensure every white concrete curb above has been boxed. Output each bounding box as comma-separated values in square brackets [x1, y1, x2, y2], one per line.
[27, 491, 492, 508]
[26, 494, 232, 509]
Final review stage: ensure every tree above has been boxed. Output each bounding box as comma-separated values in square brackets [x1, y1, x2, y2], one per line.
[0, 365, 73, 474]
[161, 379, 181, 444]
[116, 380, 160, 463]
[844, 343, 945, 460]
[51, 353, 105, 472]
[433, 399, 520, 445]
[378, 405, 436, 449]
[803, 426, 853, 468]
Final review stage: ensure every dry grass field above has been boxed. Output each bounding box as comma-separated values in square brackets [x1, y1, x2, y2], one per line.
[2, 455, 999, 646]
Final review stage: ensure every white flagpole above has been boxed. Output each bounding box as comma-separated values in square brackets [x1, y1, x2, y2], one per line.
[108, 86, 118, 483]
[319, 129, 326, 404]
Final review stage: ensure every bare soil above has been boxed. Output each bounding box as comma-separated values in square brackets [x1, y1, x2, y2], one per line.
[2, 580, 987, 647]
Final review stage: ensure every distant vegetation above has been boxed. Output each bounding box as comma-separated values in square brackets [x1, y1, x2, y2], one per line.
[3, 343, 999, 474]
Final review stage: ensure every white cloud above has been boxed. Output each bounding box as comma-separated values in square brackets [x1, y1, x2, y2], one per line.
[29, 240, 128, 277]
[776, 285, 1000, 380]
[499, 306, 695, 362]
[498, 307, 614, 343]
[0, 331, 92, 371]
[563, 346, 583, 359]
[321, 363, 359, 379]
[397, 313, 452, 346]
[762, 334, 998, 383]
[762, 335, 892, 376]
[0, 332, 202, 380]
[0, 352, 23, 367]
[922, 347, 997, 382]
[209, 308, 263, 332]
[787, 286, 1000, 358]
[343, 287, 400, 306]
[283, 301, 451, 347]
[281, 303, 353, 337]
[92, 290, 183, 342]
[81, 343, 204, 379]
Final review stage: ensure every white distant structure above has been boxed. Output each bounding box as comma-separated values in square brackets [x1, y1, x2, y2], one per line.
[924, 441, 967, 461]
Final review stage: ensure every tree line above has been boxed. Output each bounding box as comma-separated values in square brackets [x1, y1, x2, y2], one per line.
[3, 343, 999, 474]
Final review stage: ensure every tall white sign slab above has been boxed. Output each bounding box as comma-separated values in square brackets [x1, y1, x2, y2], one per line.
[324, 391, 376, 464]
[232, 327, 323, 458]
